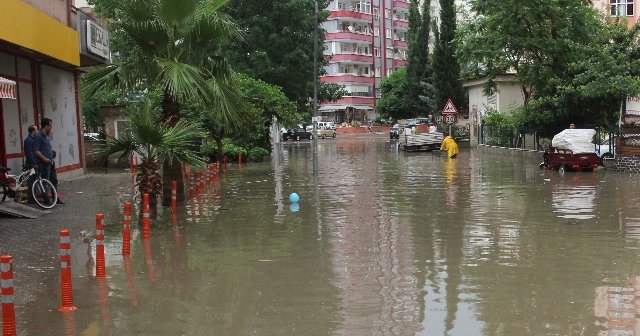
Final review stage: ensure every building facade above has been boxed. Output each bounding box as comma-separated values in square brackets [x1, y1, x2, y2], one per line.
[320, 0, 417, 124]
[594, 0, 638, 27]
[0, 0, 108, 178]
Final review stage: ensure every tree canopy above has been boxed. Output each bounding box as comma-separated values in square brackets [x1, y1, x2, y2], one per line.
[222, 0, 333, 112]
[377, 67, 409, 121]
[457, 0, 640, 132]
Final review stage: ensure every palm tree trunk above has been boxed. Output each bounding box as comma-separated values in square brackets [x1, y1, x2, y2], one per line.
[161, 91, 185, 205]
[138, 157, 161, 220]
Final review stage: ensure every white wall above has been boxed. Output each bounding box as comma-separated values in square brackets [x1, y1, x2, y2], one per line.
[40, 65, 81, 171]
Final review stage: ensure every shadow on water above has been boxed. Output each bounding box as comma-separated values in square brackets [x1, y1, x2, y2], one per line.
[14, 136, 640, 335]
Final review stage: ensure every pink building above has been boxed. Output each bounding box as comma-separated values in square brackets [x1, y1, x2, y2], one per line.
[320, 0, 411, 123]
[594, 0, 638, 27]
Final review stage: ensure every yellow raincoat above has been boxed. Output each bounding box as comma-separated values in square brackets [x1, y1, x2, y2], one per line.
[440, 135, 459, 158]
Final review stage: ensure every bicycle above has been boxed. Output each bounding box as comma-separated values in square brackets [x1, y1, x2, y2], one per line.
[0, 166, 57, 209]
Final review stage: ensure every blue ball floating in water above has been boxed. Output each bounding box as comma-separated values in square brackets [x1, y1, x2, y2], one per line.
[289, 193, 300, 203]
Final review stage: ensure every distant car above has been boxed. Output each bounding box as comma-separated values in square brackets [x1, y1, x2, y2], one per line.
[317, 121, 336, 130]
[317, 127, 336, 139]
[84, 133, 103, 142]
[282, 128, 313, 141]
[390, 124, 400, 139]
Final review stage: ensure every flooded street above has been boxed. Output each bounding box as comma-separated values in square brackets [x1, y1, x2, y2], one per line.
[15, 135, 640, 335]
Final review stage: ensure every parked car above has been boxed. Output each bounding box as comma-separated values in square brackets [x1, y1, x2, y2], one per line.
[317, 121, 336, 130]
[282, 127, 314, 141]
[390, 124, 400, 139]
[317, 126, 336, 139]
[84, 133, 103, 142]
[595, 136, 616, 160]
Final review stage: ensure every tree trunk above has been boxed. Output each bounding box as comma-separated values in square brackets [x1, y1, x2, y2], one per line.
[161, 91, 184, 205]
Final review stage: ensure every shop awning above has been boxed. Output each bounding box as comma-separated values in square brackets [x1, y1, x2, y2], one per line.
[0, 77, 16, 99]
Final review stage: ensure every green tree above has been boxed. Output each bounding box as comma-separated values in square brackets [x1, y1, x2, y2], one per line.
[189, 73, 300, 163]
[97, 100, 206, 211]
[377, 67, 409, 120]
[222, 0, 332, 112]
[433, 0, 463, 114]
[85, 0, 246, 204]
[458, 0, 640, 132]
[405, 0, 423, 115]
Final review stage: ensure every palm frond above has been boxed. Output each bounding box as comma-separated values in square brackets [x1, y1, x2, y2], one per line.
[81, 64, 124, 97]
[207, 75, 249, 128]
[93, 135, 138, 161]
[156, 0, 199, 30]
[120, 20, 170, 56]
[117, 0, 154, 23]
[185, 11, 243, 50]
[156, 58, 213, 103]
[200, 0, 231, 15]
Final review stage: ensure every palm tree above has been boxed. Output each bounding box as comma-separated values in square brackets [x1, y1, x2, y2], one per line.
[84, 0, 246, 205]
[97, 100, 206, 212]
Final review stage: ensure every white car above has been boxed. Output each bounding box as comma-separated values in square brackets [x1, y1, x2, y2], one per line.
[595, 137, 616, 159]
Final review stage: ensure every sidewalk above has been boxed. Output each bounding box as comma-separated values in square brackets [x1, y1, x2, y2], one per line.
[0, 169, 132, 307]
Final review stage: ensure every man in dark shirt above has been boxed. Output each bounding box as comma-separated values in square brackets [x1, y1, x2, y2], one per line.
[34, 118, 64, 204]
[23, 125, 38, 169]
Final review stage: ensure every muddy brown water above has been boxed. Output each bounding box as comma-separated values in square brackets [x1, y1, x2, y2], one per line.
[13, 136, 640, 335]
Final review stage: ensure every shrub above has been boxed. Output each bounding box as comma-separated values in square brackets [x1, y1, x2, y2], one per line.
[247, 147, 269, 162]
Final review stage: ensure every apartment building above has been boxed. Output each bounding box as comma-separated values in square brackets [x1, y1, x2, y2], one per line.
[320, 0, 414, 123]
[0, 0, 109, 177]
[594, 0, 638, 27]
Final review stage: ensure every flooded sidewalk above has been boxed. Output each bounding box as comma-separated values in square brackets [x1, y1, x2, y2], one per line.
[3, 137, 640, 335]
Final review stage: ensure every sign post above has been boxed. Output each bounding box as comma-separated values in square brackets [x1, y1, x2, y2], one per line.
[441, 99, 458, 136]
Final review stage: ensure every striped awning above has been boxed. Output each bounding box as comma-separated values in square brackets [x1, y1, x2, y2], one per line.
[0, 77, 16, 99]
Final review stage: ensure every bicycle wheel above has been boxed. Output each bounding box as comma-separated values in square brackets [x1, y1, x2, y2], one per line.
[32, 178, 57, 209]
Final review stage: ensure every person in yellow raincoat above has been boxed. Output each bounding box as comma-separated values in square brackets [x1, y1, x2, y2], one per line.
[440, 132, 459, 158]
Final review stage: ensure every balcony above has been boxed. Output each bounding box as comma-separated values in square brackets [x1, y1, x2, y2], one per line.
[329, 53, 373, 64]
[333, 96, 376, 105]
[393, 59, 407, 67]
[321, 74, 376, 84]
[393, 0, 410, 10]
[393, 20, 409, 29]
[329, 10, 373, 22]
[393, 39, 408, 48]
[326, 32, 374, 43]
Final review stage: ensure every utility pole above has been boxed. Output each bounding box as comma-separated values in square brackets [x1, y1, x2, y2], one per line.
[313, 0, 319, 150]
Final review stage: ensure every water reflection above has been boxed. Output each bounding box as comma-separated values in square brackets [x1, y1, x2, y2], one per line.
[15, 137, 640, 335]
[551, 174, 598, 220]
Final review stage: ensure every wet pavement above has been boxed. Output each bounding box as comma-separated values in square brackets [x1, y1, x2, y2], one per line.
[2, 134, 640, 335]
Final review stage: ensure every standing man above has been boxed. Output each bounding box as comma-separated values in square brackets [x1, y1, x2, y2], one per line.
[23, 125, 38, 169]
[34, 118, 64, 204]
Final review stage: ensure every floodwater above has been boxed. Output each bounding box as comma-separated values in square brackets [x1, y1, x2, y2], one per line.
[16, 135, 640, 335]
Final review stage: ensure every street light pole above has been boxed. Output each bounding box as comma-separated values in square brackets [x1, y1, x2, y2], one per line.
[313, 0, 319, 150]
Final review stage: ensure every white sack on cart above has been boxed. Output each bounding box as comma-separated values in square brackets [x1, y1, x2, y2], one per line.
[551, 129, 596, 154]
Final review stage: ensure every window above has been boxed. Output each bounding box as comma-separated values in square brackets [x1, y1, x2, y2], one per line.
[374, 7, 379, 19]
[374, 27, 379, 36]
[374, 48, 380, 57]
[386, 68, 393, 76]
[611, 0, 634, 16]
[375, 67, 381, 77]
[386, 28, 391, 38]
[385, 9, 391, 18]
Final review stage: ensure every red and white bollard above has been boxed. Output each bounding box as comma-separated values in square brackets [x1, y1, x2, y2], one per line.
[171, 180, 177, 213]
[58, 230, 76, 312]
[95, 214, 106, 278]
[1, 255, 16, 336]
[142, 193, 150, 239]
[122, 202, 132, 256]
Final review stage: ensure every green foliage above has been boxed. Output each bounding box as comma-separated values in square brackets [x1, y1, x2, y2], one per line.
[246, 147, 269, 162]
[81, 84, 121, 130]
[406, 0, 436, 116]
[433, 0, 464, 114]
[222, 0, 331, 112]
[377, 68, 410, 120]
[222, 138, 246, 162]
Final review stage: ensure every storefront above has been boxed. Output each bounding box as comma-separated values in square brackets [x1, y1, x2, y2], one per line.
[0, 0, 109, 178]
